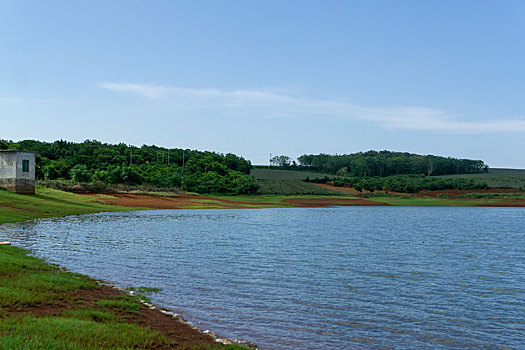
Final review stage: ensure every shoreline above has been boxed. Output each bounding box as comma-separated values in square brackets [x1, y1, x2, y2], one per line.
[82, 189, 525, 209]
[0, 229, 257, 350]
[0, 187, 257, 349]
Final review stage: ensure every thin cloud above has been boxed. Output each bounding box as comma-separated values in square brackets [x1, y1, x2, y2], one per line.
[99, 82, 525, 133]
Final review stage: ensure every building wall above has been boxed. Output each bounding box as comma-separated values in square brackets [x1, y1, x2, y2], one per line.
[0, 152, 16, 178]
[0, 151, 36, 194]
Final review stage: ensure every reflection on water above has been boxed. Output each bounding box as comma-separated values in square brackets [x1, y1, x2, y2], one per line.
[1, 207, 524, 349]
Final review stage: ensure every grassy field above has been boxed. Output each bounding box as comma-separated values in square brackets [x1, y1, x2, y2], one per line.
[437, 168, 525, 189]
[251, 168, 340, 195]
[0, 186, 142, 225]
[250, 168, 335, 180]
[255, 179, 342, 195]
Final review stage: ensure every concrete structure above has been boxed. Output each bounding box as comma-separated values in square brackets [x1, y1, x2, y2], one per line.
[0, 150, 36, 194]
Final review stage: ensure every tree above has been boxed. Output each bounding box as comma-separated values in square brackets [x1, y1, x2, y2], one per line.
[70, 164, 92, 183]
[270, 155, 292, 168]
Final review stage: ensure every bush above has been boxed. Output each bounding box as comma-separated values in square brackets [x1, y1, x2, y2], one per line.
[70, 165, 91, 183]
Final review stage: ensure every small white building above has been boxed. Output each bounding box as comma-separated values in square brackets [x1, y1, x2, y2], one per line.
[0, 150, 36, 194]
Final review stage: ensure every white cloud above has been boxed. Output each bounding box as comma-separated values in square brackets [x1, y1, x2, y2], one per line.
[99, 82, 525, 133]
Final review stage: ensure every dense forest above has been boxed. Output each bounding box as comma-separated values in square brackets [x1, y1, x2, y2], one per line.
[0, 139, 258, 195]
[296, 151, 488, 177]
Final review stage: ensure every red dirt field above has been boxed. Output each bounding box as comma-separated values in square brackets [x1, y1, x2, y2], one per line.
[84, 193, 270, 209]
[86, 193, 392, 209]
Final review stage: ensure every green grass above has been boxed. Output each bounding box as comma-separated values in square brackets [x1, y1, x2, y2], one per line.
[437, 168, 525, 189]
[251, 168, 335, 180]
[0, 245, 166, 348]
[250, 168, 341, 194]
[256, 179, 342, 195]
[0, 186, 143, 224]
[96, 299, 141, 314]
[363, 195, 495, 207]
[0, 315, 169, 349]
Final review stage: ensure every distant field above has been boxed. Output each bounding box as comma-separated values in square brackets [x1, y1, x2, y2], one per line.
[437, 168, 525, 189]
[256, 179, 342, 195]
[251, 168, 334, 180]
[251, 169, 340, 194]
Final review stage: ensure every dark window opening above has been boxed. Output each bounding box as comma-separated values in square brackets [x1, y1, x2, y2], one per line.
[22, 159, 29, 172]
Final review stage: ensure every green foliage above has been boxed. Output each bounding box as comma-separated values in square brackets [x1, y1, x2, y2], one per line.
[437, 168, 525, 189]
[306, 174, 488, 193]
[1, 139, 256, 195]
[269, 155, 292, 168]
[297, 150, 488, 177]
[70, 165, 92, 183]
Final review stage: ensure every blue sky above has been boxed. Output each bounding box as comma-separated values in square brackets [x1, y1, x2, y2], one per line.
[1, 0, 524, 167]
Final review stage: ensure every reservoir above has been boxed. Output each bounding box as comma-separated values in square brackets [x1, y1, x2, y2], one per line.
[2, 207, 524, 349]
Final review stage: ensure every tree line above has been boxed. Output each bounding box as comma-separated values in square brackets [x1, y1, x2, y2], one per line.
[305, 174, 488, 193]
[0, 139, 258, 195]
[295, 150, 488, 176]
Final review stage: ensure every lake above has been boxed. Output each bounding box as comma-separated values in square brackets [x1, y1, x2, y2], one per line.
[1, 207, 524, 349]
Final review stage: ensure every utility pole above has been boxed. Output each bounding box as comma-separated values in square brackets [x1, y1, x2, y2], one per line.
[269, 153, 272, 167]
[167, 150, 170, 165]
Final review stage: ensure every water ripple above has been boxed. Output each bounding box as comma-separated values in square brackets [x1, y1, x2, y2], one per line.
[2, 207, 524, 349]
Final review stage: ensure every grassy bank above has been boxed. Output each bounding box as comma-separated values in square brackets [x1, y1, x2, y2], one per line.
[0, 245, 246, 349]
[0, 186, 142, 224]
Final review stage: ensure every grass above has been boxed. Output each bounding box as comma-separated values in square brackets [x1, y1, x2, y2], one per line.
[366, 196, 486, 206]
[251, 168, 335, 180]
[437, 168, 525, 189]
[0, 186, 142, 224]
[0, 245, 168, 349]
[96, 299, 141, 314]
[0, 245, 247, 349]
[256, 179, 342, 195]
[250, 168, 342, 195]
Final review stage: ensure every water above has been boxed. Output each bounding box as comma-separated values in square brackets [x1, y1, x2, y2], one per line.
[1, 207, 524, 349]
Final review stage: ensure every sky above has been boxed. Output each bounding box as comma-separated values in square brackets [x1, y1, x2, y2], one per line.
[1, 0, 524, 167]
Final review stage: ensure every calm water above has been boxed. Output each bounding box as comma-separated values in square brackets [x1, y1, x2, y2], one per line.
[1, 207, 524, 349]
